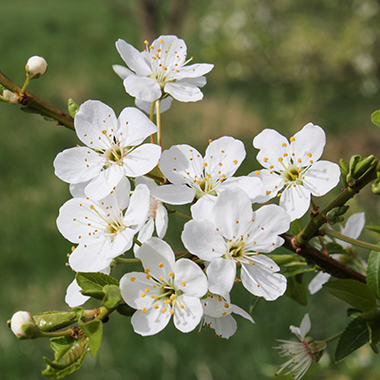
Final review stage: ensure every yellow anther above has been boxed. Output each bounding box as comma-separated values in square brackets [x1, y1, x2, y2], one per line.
[145, 268, 150, 274]
[264, 157, 268, 163]
[218, 297, 223, 302]
[310, 160, 314, 164]
[224, 303, 229, 308]
[282, 143, 287, 147]
[154, 304, 159, 309]
[170, 293, 175, 300]
[236, 220, 239, 224]
[283, 153, 288, 157]
[222, 312, 227, 316]
[290, 137, 295, 142]
[159, 262, 164, 268]
[160, 39, 164, 43]
[266, 190, 271, 195]
[145, 288, 150, 293]
[233, 160, 238, 165]
[240, 241, 245, 247]
[141, 293, 146, 298]
[278, 157, 283, 162]
[160, 276, 164, 281]
[130, 277, 136, 282]
[252, 218, 255, 222]
[181, 281, 186, 287]
[172, 300, 177, 305]
[164, 299, 170, 304]
[180, 304, 185, 309]
[146, 274, 151, 280]
[203, 162, 208, 167]
[144, 40, 149, 45]
[102, 130, 107, 134]
[255, 170, 260, 175]
[298, 158, 302, 163]
[307, 152, 312, 157]
[142, 308, 147, 313]
[169, 272, 174, 277]
[170, 309, 175, 315]
[209, 139, 213, 142]
[162, 307, 167, 313]
[71, 246, 75, 252]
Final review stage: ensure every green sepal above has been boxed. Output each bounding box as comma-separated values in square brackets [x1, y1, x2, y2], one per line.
[76, 272, 119, 300]
[102, 284, 122, 309]
[325, 242, 346, 255]
[72, 307, 84, 322]
[323, 279, 377, 312]
[288, 219, 302, 235]
[68, 98, 79, 118]
[285, 274, 308, 306]
[372, 174, 380, 194]
[367, 250, 380, 298]
[348, 154, 378, 183]
[368, 319, 380, 354]
[42, 336, 89, 378]
[116, 303, 135, 317]
[147, 165, 165, 181]
[371, 109, 380, 128]
[335, 317, 369, 362]
[339, 158, 349, 187]
[326, 206, 349, 224]
[78, 319, 103, 357]
[33, 311, 77, 332]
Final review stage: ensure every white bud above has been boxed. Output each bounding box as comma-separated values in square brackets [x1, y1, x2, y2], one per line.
[9, 311, 39, 339]
[25, 56, 48, 78]
[2, 89, 19, 104]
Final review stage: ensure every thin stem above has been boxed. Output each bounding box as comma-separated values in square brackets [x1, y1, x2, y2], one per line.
[0, 70, 74, 130]
[324, 331, 343, 345]
[321, 228, 380, 252]
[149, 101, 156, 144]
[133, 236, 142, 247]
[167, 208, 192, 220]
[116, 257, 141, 264]
[156, 99, 162, 147]
[39, 328, 76, 338]
[19, 76, 31, 97]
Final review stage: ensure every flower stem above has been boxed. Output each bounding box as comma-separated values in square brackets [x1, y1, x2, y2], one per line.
[116, 257, 141, 264]
[19, 76, 31, 97]
[321, 228, 380, 252]
[149, 101, 156, 144]
[167, 208, 192, 220]
[156, 99, 162, 147]
[39, 328, 76, 338]
[324, 331, 343, 345]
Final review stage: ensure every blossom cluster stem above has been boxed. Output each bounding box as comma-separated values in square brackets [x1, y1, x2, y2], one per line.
[149, 101, 156, 144]
[321, 228, 380, 252]
[156, 99, 162, 147]
[296, 161, 379, 245]
[0, 70, 74, 130]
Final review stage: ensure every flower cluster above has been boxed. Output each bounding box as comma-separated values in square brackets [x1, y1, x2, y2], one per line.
[51, 35, 342, 341]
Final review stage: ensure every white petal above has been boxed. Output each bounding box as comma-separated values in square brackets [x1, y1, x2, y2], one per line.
[308, 272, 331, 294]
[299, 313, 311, 339]
[248, 169, 283, 203]
[174, 295, 203, 333]
[124, 75, 162, 102]
[174, 259, 208, 298]
[292, 123, 326, 164]
[204, 136, 246, 178]
[65, 279, 90, 307]
[123, 144, 161, 177]
[190, 195, 216, 220]
[124, 184, 150, 225]
[120, 272, 156, 310]
[253, 129, 290, 170]
[203, 293, 232, 318]
[207, 258, 236, 299]
[137, 218, 155, 244]
[159, 144, 204, 185]
[164, 82, 203, 102]
[182, 219, 227, 261]
[177, 76, 207, 88]
[204, 315, 237, 339]
[230, 304, 255, 323]
[112, 64, 133, 80]
[221, 176, 263, 202]
[69, 181, 88, 198]
[138, 238, 175, 280]
[54, 147, 103, 184]
[84, 166, 125, 200]
[241, 257, 287, 301]
[175, 63, 214, 79]
[75, 100, 118, 150]
[115, 39, 152, 76]
[302, 161, 341, 197]
[280, 184, 311, 221]
[151, 184, 196, 205]
[131, 306, 171, 336]
[155, 204, 168, 238]
[117, 107, 158, 146]
[339, 212, 366, 247]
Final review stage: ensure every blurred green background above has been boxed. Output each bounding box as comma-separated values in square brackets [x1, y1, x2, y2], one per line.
[2, 0, 380, 379]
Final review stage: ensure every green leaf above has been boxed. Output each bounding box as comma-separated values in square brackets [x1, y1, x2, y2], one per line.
[72, 307, 84, 321]
[323, 279, 377, 312]
[116, 303, 135, 317]
[335, 317, 369, 362]
[325, 242, 346, 254]
[367, 250, 380, 298]
[285, 274, 307, 306]
[102, 284, 122, 309]
[289, 219, 302, 235]
[76, 272, 119, 300]
[371, 109, 380, 127]
[368, 320, 380, 354]
[42, 336, 89, 378]
[366, 225, 380, 235]
[79, 319, 103, 357]
[282, 264, 315, 278]
[33, 311, 77, 332]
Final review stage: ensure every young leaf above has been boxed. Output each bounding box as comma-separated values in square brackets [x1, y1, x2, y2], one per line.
[323, 279, 377, 312]
[366, 225, 380, 235]
[335, 317, 369, 362]
[368, 320, 380, 354]
[285, 274, 308, 306]
[76, 272, 119, 300]
[367, 250, 380, 298]
[325, 242, 346, 254]
[42, 336, 89, 379]
[102, 284, 122, 309]
[79, 319, 103, 357]
[33, 311, 77, 332]
[371, 109, 380, 128]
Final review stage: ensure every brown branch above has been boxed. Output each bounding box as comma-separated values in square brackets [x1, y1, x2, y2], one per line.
[282, 233, 366, 283]
[0, 70, 74, 131]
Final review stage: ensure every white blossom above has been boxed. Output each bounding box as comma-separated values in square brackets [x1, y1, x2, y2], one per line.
[54, 100, 161, 200]
[25, 56, 48, 77]
[120, 237, 208, 336]
[114, 35, 213, 103]
[251, 123, 341, 220]
[182, 188, 290, 300]
[10, 311, 39, 339]
[57, 178, 150, 272]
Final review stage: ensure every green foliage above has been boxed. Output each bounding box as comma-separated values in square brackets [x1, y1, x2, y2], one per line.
[366, 225, 380, 235]
[33, 311, 77, 332]
[78, 320, 103, 357]
[42, 336, 89, 379]
[367, 250, 380, 298]
[285, 274, 308, 306]
[371, 110, 380, 128]
[76, 272, 119, 300]
[102, 284, 122, 309]
[368, 320, 380, 354]
[335, 317, 369, 362]
[325, 242, 346, 254]
[323, 279, 377, 312]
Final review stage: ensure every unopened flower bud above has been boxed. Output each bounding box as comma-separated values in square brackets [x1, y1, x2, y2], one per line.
[25, 56, 48, 78]
[2, 89, 19, 104]
[8, 311, 40, 339]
